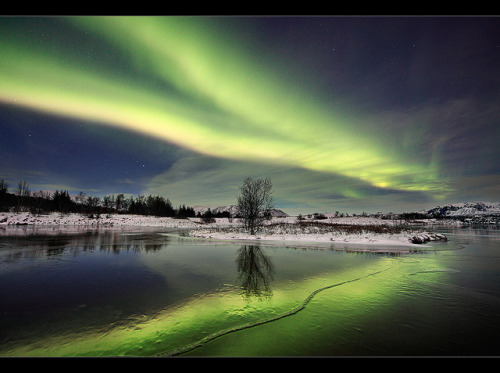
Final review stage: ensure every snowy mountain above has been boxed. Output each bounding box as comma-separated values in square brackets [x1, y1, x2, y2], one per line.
[423, 202, 500, 217]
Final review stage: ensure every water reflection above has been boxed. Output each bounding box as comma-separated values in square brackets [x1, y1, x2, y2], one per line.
[236, 245, 275, 300]
[1, 226, 500, 356]
[0, 227, 171, 261]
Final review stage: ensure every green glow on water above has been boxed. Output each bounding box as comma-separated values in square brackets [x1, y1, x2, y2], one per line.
[0, 251, 448, 357]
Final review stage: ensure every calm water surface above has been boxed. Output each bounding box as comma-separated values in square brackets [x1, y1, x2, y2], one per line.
[0, 224, 499, 356]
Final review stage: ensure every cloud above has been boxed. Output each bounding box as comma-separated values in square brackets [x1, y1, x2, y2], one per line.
[142, 153, 437, 213]
[448, 174, 500, 202]
[355, 95, 500, 183]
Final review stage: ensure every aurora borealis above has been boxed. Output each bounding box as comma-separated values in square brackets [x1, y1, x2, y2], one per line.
[1, 16, 499, 214]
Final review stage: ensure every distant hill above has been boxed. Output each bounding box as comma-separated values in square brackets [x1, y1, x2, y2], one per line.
[193, 205, 289, 217]
[422, 202, 500, 217]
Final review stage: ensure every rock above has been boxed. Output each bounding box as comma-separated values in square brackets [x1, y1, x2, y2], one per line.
[409, 232, 447, 244]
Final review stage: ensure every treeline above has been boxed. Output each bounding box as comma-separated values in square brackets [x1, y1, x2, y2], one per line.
[0, 178, 198, 218]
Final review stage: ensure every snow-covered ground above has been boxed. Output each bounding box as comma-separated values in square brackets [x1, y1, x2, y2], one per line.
[0, 212, 447, 249]
[0, 212, 201, 228]
[188, 219, 447, 248]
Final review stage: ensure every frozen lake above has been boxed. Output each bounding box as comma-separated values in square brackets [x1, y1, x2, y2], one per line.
[0, 224, 499, 356]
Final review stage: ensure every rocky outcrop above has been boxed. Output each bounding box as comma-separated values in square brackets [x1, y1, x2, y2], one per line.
[424, 202, 500, 217]
[409, 232, 447, 244]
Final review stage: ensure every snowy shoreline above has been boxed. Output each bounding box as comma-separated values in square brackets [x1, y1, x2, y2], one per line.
[188, 221, 448, 248]
[188, 229, 447, 248]
[0, 212, 200, 228]
[0, 212, 448, 250]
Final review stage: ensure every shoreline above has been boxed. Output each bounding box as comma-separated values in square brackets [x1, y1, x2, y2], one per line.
[0, 212, 449, 249]
[0, 212, 200, 229]
[188, 224, 448, 248]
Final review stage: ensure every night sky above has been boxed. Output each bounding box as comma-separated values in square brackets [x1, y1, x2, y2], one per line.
[1, 16, 499, 214]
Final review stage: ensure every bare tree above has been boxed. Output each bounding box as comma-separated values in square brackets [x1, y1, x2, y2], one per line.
[103, 196, 112, 212]
[115, 193, 125, 213]
[15, 180, 30, 212]
[237, 177, 274, 235]
[16, 179, 30, 198]
[0, 179, 8, 194]
[86, 195, 100, 218]
[76, 191, 87, 214]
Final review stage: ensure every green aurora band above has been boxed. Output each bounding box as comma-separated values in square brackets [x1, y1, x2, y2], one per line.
[0, 16, 451, 198]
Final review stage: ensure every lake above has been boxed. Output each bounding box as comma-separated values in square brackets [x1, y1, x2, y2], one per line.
[0, 224, 499, 357]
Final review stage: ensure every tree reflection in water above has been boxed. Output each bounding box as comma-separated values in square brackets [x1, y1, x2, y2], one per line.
[0, 229, 169, 262]
[236, 245, 275, 300]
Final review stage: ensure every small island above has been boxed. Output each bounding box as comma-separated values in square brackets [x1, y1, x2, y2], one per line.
[188, 217, 448, 250]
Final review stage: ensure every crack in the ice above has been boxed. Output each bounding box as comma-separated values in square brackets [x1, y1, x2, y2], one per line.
[156, 267, 390, 357]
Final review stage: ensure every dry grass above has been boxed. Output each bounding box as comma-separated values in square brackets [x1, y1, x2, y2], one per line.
[204, 221, 417, 236]
[265, 221, 413, 235]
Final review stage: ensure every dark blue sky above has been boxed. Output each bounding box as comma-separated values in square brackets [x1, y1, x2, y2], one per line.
[0, 103, 179, 195]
